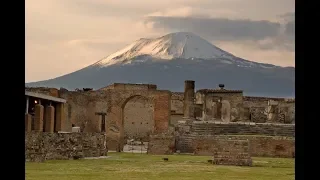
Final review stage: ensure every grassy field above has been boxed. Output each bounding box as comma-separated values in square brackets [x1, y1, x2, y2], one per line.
[26, 152, 294, 180]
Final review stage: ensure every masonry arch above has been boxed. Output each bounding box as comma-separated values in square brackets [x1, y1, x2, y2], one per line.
[121, 95, 154, 142]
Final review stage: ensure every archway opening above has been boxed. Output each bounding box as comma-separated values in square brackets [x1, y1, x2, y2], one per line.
[122, 95, 154, 152]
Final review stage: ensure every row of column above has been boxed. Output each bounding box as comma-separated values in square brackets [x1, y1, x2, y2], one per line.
[25, 103, 65, 132]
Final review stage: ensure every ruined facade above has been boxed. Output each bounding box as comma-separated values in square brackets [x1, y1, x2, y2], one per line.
[170, 83, 295, 125]
[26, 83, 171, 151]
[25, 80, 294, 153]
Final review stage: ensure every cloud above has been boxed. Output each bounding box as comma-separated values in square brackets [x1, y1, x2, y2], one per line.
[146, 17, 281, 41]
[145, 14, 295, 52]
[26, 0, 295, 82]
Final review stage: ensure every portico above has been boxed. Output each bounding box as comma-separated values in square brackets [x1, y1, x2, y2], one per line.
[25, 91, 66, 132]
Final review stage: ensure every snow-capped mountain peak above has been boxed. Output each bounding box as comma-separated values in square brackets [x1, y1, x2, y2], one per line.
[26, 31, 294, 97]
[96, 32, 235, 66]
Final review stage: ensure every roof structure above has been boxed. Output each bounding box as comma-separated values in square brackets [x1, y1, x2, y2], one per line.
[25, 91, 66, 103]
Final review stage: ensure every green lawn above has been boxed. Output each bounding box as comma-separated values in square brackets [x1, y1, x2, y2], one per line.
[26, 152, 294, 180]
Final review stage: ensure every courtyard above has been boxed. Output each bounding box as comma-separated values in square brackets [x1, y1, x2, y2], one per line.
[25, 152, 294, 180]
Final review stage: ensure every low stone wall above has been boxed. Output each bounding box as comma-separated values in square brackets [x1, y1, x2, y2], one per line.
[177, 121, 295, 137]
[25, 132, 107, 162]
[147, 133, 175, 155]
[192, 135, 294, 158]
[212, 139, 252, 166]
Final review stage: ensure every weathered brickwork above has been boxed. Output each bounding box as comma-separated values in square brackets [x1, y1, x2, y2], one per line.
[177, 122, 295, 137]
[26, 82, 294, 157]
[175, 122, 295, 158]
[58, 87, 171, 151]
[123, 96, 154, 141]
[148, 133, 175, 155]
[174, 89, 295, 124]
[25, 132, 107, 162]
[192, 135, 294, 158]
[200, 92, 244, 122]
[212, 139, 252, 166]
[243, 96, 295, 123]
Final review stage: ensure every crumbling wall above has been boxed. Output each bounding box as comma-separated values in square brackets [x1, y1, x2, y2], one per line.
[243, 96, 295, 123]
[25, 132, 107, 162]
[175, 122, 295, 155]
[147, 133, 175, 155]
[59, 89, 171, 151]
[212, 139, 252, 166]
[170, 92, 184, 126]
[192, 135, 294, 158]
[178, 122, 295, 137]
[59, 91, 109, 133]
[195, 91, 243, 122]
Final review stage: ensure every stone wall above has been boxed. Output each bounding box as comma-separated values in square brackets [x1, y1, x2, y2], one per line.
[212, 139, 252, 166]
[175, 121, 295, 157]
[170, 114, 183, 126]
[243, 96, 295, 123]
[171, 92, 184, 114]
[192, 135, 294, 158]
[169, 92, 295, 124]
[170, 92, 184, 126]
[177, 122, 295, 137]
[25, 86, 171, 152]
[123, 96, 154, 141]
[25, 132, 107, 162]
[147, 133, 175, 155]
[206, 92, 243, 122]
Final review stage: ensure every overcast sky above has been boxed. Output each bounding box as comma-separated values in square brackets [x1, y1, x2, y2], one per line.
[26, 0, 295, 82]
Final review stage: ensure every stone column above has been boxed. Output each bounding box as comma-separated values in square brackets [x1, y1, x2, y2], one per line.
[34, 104, 44, 132]
[183, 80, 195, 119]
[25, 114, 32, 132]
[56, 103, 65, 132]
[44, 105, 55, 132]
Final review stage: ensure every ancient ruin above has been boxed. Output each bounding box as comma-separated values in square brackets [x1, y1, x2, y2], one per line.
[25, 80, 295, 164]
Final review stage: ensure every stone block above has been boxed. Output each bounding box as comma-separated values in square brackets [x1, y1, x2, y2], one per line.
[268, 100, 279, 106]
[212, 139, 252, 167]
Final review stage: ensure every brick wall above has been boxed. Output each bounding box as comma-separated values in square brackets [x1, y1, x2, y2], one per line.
[147, 133, 175, 155]
[59, 89, 170, 151]
[123, 96, 154, 141]
[25, 132, 107, 162]
[175, 121, 295, 157]
[153, 91, 171, 133]
[170, 92, 184, 114]
[212, 139, 252, 166]
[177, 122, 295, 137]
[192, 135, 294, 158]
